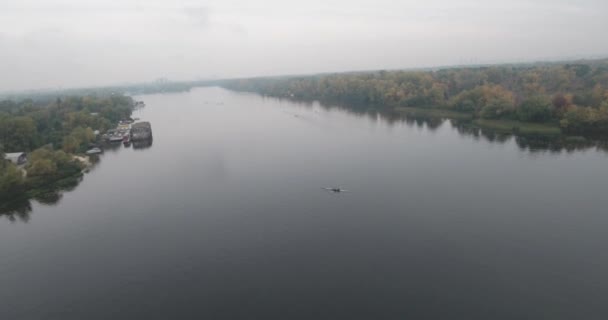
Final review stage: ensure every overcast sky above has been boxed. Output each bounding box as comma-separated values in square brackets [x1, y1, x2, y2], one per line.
[1, 0, 607, 91]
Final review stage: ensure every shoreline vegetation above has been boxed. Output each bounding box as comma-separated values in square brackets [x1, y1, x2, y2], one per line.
[220, 59, 608, 136]
[3, 59, 608, 138]
[1, 95, 135, 211]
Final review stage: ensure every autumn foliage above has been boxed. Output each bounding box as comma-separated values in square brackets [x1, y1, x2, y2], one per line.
[224, 60, 608, 133]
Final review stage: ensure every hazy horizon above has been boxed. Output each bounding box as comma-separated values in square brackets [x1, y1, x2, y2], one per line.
[2, 0, 608, 92]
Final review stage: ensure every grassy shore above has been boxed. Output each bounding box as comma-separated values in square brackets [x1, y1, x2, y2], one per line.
[472, 119, 562, 135]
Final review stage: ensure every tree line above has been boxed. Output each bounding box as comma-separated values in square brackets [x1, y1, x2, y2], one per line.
[221, 59, 608, 133]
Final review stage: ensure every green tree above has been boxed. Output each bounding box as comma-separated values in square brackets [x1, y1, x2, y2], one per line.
[517, 96, 553, 122]
[0, 161, 25, 196]
[27, 159, 57, 177]
[450, 84, 515, 118]
[0, 116, 37, 151]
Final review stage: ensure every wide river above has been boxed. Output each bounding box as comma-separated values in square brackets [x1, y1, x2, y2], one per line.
[2, 87, 608, 319]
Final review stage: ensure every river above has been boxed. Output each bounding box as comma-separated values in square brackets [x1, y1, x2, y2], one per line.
[1, 87, 608, 319]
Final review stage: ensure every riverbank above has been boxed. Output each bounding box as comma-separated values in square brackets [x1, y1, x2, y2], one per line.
[1, 94, 136, 208]
[395, 107, 562, 135]
[220, 59, 608, 135]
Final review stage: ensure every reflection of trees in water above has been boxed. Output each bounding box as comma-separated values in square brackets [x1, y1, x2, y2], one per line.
[452, 118, 608, 153]
[342, 105, 608, 153]
[88, 155, 101, 164]
[276, 96, 608, 153]
[1, 175, 83, 224]
[102, 142, 123, 153]
[33, 191, 63, 205]
[0, 198, 33, 223]
[1, 138, 156, 224]
[454, 120, 608, 153]
[133, 138, 153, 150]
[279, 97, 449, 132]
[401, 116, 444, 131]
[514, 135, 608, 154]
[101, 137, 153, 151]
[453, 124, 512, 144]
[449, 119, 608, 153]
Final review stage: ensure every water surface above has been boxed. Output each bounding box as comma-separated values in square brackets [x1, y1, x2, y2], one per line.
[2, 87, 608, 319]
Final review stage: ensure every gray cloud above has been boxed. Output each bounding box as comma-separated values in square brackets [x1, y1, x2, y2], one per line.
[1, 0, 607, 92]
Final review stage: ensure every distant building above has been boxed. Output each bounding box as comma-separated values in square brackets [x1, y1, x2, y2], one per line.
[5, 152, 27, 165]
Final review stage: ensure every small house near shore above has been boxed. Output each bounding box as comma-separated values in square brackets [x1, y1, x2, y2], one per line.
[5, 152, 27, 165]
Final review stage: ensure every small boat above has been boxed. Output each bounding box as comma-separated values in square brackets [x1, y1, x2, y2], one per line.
[323, 187, 349, 193]
[104, 129, 124, 142]
[86, 147, 103, 155]
[108, 135, 123, 142]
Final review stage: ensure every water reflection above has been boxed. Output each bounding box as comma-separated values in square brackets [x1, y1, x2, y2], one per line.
[0, 198, 32, 223]
[401, 115, 445, 131]
[4, 91, 606, 224]
[1, 138, 155, 223]
[133, 138, 153, 150]
[514, 135, 608, 154]
[269, 96, 608, 154]
[450, 120, 608, 154]
[102, 142, 124, 153]
[101, 138, 154, 152]
[4, 88, 608, 319]
[1, 183, 70, 223]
